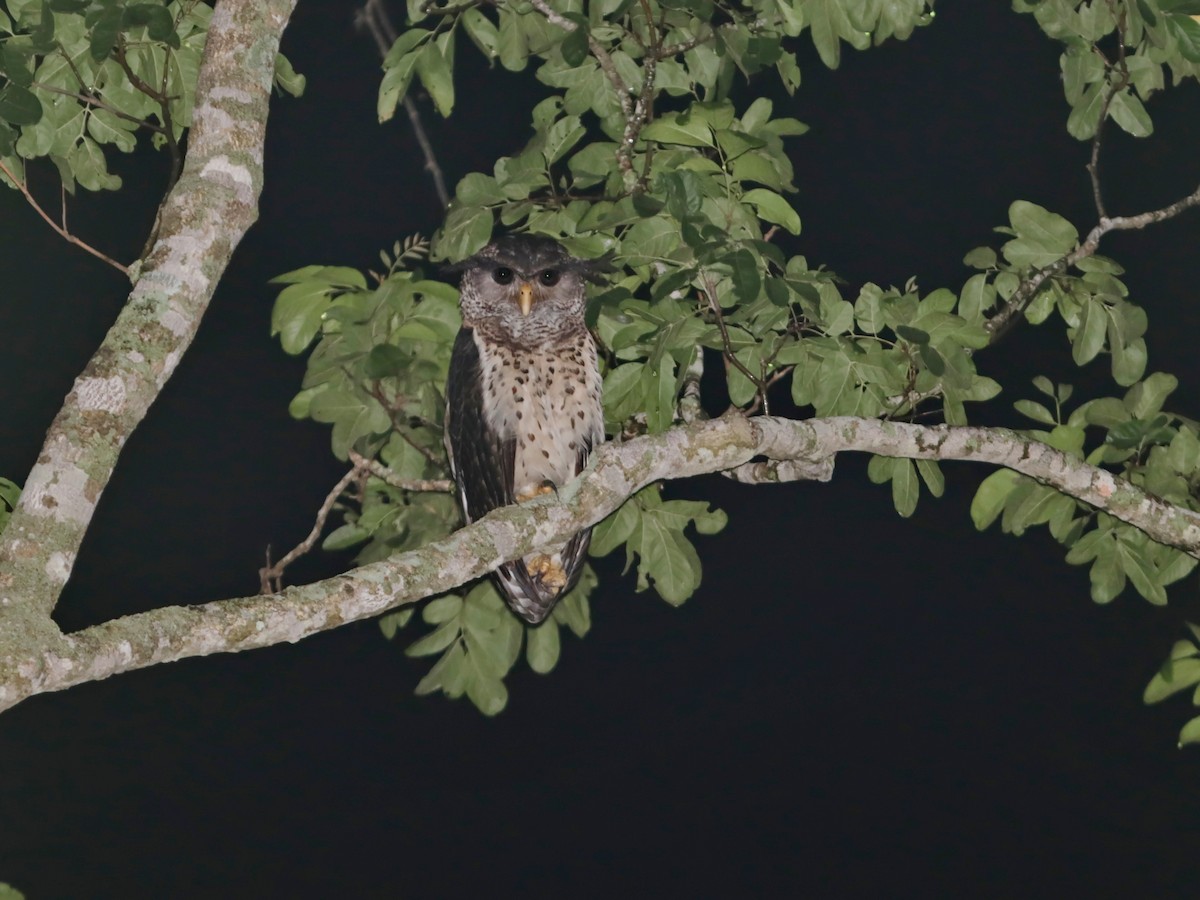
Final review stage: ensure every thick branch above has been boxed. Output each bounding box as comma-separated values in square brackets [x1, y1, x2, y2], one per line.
[5, 414, 1200, 713]
[0, 0, 298, 620]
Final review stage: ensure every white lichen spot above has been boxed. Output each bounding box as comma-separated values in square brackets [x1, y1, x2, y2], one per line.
[158, 350, 182, 388]
[256, 620, 265, 631]
[208, 86, 254, 104]
[23, 441, 96, 524]
[127, 350, 145, 364]
[1095, 470, 1116, 499]
[200, 155, 254, 204]
[117, 641, 133, 665]
[160, 306, 190, 337]
[1, 596, 8, 605]
[75, 375, 127, 413]
[45, 550, 75, 584]
[44, 653, 75, 678]
[192, 103, 235, 134]
[135, 232, 210, 296]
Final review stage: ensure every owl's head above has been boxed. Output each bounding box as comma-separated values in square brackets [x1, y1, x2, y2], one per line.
[447, 235, 611, 342]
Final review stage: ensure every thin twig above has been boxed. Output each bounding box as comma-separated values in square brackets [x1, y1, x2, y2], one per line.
[700, 273, 764, 409]
[525, 0, 636, 172]
[30, 82, 165, 132]
[0, 159, 129, 275]
[678, 348, 706, 423]
[986, 184, 1200, 343]
[260, 466, 361, 593]
[357, 0, 451, 207]
[349, 449, 454, 493]
[112, 39, 182, 190]
[1085, 9, 1130, 220]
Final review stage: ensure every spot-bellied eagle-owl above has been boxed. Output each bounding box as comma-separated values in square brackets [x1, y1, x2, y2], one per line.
[444, 235, 609, 624]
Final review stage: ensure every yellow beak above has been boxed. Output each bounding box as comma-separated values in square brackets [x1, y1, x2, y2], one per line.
[518, 282, 534, 316]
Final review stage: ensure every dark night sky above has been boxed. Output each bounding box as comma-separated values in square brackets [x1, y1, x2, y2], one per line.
[4, 3, 1200, 896]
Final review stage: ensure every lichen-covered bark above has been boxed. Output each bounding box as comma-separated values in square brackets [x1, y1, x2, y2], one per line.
[0, 0, 297, 621]
[3, 413, 1200, 713]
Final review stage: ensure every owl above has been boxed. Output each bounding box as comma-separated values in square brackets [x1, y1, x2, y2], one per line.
[443, 235, 610, 624]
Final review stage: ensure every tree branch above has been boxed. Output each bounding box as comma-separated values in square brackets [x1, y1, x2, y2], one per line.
[356, 0, 451, 208]
[0, 0, 298, 621]
[0, 158, 129, 274]
[5, 413, 1200, 713]
[985, 183, 1200, 343]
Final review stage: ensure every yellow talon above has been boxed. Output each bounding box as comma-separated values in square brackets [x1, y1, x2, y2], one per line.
[515, 482, 557, 503]
[528, 554, 568, 589]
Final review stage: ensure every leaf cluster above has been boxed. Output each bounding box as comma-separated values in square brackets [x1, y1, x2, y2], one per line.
[1016, 0, 1200, 140]
[0, 0, 301, 192]
[973, 372, 1199, 607]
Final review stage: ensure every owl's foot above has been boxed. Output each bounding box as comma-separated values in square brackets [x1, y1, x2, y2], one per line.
[528, 554, 568, 590]
[515, 480, 558, 503]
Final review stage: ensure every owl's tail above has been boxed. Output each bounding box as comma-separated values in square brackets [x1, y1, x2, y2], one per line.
[495, 529, 591, 624]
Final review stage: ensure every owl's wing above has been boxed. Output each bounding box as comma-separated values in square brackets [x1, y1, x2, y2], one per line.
[555, 438, 597, 595]
[445, 327, 514, 521]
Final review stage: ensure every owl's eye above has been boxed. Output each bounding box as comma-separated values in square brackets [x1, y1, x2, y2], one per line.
[539, 269, 561, 286]
[492, 267, 514, 284]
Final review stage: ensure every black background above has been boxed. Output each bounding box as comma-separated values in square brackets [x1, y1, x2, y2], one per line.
[4, 3, 1200, 896]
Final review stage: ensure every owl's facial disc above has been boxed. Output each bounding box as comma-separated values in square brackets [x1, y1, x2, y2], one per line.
[517, 281, 534, 316]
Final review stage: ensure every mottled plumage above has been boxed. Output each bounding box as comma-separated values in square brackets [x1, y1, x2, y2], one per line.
[444, 235, 608, 624]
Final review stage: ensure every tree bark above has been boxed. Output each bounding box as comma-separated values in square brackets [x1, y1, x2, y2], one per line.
[3, 413, 1199, 713]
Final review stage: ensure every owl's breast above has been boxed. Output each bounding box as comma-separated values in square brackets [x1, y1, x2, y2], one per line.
[476, 329, 603, 494]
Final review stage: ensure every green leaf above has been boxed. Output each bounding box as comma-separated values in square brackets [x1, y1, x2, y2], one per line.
[414, 641, 466, 696]
[378, 609, 412, 640]
[1178, 715, 1200, 748]
[271, 282, 333, 354]
[526, 621, 561, 674]
[640, 112, 713, 147]
[1014, 399, 1056, 425]
[1067, 81, 1106, 139]
[406, 621, 460, 657]
[464, 664, 508, 715]
[1144, 656, 1200, 704]
[89, 6, 123, 60]
[971, 469, 1020, 530]
[1125, 372, 1177, 419]
[378, 41, 425, 121]
[1108, 89, 1153, 137]
[455, 172, 506, 206]
[274, 52, 306, 97]
[635, 510, 701, 605]
[1071, 299, 1106, 366]
[1168, 14, 1200, 63]
[322, 523, 369, 551]
[543, 114, 586, 165]
[434, 206, 493, 260]
[895, 324, 929, 344]
[916, 459, 945, 498]
[0, 85, 41, 126]
[123, 4, 178, 45]
[560, 22, 590, 67]
[963, 247, 997, 269]
[741, 188, 801, 234]
[891, 458, 919, 518]
[591, 499, 639, 556]
[462, 8, 499, 58]
[423, 594, 464, 624]
[416, 37, 455, 117]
